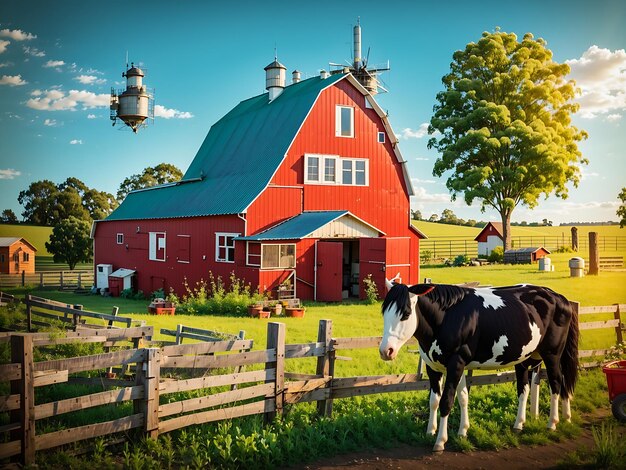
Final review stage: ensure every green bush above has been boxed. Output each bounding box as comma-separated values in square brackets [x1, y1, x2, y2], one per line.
[151, 288, 165, 300]
[362, 274, 379, 304]
[453, 254, 470, 267]
[488, 246, 504, 263]
[554, 245, 575, 253]
[176, 272, 265, 316]
[421, 250, 432, 263]
[119, 288, 133, 299]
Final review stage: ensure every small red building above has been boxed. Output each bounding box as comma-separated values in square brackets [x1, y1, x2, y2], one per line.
[474, 222, 504, 256]
[0, 237, 37, 274]
[93, 62, 425, 301]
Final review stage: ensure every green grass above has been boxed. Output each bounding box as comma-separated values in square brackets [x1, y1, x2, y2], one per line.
[0, 223, 53, 255]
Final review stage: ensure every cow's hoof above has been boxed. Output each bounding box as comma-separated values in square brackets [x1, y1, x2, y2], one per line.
[432, 444, 445, 453]
[512, 427, 523, 434]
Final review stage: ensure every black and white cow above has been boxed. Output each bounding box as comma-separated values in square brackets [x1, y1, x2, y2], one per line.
[379, 282, 578, 451]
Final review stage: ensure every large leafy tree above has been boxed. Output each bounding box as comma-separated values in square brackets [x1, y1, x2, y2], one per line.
[17, 177, 117, 225]
[45, 216, 93, 270]
[428, 30, 587, 249]
[618, 187, 626, 228]
[117, 163, 182, 201]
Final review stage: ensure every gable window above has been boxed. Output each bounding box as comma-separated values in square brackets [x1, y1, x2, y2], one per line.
[23, 252, 30, 262]
[261, 244, 296, 269]
[216, 232, 238, 263]
[117, 233, 124, 245]
[149, 232, 166, 262]
[335, 105, 354, 138]
[378, 132, 385, 143]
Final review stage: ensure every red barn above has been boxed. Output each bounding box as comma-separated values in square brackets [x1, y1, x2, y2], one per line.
[474, 222, 504, 256]
[93, 64, 425, 301]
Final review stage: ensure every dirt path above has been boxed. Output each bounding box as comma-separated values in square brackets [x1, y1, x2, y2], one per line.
[301, 411, 611, 470]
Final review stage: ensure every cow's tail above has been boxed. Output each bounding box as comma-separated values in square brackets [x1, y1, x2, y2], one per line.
[560, 300, 579, 399]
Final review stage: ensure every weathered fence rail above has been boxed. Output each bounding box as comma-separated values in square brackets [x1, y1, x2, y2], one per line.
[0, 270, 93, 289]
[1, 302, 623, 465]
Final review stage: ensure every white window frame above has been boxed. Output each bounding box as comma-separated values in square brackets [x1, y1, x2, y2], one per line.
[305, 153, 368, 186]
[215, 232, 239, 263]
[149, 232, 166, 262]
[261, 243, 296, 269]
[377, 132, 385, 143]
[335, 105, 354, 138]
[116, 233, 124, 245]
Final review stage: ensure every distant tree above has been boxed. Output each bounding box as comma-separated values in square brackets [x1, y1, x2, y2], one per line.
[45, 216, 92, 270]
[411, 209, 422, 221]
[440, 209, 457, 224]
[429, 214, 439, 222]
[465, 219, 477, 227]
[117, 163, 183, 201]
[17, 177, 116, 225]
[618, 187, 626, 228]
[428, 29, 587, 250]
[0, 209, 18, 224]
[520, 221, 528, 226]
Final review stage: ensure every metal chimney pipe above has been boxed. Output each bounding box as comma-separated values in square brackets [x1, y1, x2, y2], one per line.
[353, 20, 361, 69]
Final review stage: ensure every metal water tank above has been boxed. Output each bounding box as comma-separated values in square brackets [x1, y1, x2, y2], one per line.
[569, 257, 585, 277]
[96, 264, 113, 289]
[539, 257, 551, 271]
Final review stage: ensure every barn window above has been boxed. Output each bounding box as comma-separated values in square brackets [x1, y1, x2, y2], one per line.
[261, 244, 296, 269]
[378, 132, 385, 143]
[23, 252, 29, 262]
[117, 233, 124, 244]
[341, 158, 368, 186]
[305, 155, 320, 182]
[216, 232, 238, 263]
[177, 235, 191, 263]
[13, 252, 19, 262]
[335, 105, 354, 138]
[324, 158, 336, 182]
[149, 232, 166, 262]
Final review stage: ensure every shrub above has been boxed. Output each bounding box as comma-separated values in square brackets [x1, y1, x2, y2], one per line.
[363, 274, 379, 304]
[554, 245, 574, 253]
[151, 288, 165, 300]
[453, 254, 470, 267]
[488, 246, 504, 263]
[119, 288, 133, 299]
[421, 250, 432, 263]
[176, 272, 265, 316]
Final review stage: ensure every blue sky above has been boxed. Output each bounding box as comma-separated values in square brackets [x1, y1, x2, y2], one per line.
[1, 0, 625, 225]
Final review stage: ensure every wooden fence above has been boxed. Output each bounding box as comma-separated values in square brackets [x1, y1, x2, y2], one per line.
[1, 303, 624, 465]
[0, 270, 94, 289]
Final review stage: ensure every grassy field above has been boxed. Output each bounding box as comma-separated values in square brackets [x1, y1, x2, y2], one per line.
[0, 223, 52, 254]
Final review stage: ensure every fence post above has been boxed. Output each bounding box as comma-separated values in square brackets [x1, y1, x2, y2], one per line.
[21, 271, 25, 287]
[589, 232, 599, 275]
[265, 322, 285, 423]
[316, 319, 334, 418]
[139, 348, 160, 439]
[60, 271, 64, 289]
[39, 272, 43, 288]
[78, 272, 82, 289]
[614, 304, 623, 345]
[11, 334, 35, 466]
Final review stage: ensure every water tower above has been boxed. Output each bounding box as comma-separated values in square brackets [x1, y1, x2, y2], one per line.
[110, 62, 154, 133]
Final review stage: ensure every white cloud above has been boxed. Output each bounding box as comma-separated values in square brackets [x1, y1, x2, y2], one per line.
[43, 118, 57, 126]
[0, 61, 13, 67]
[410, 186, 452, 203]
[154, 104, 194, 119]
[23, 46, 45, 57]
[26, 88, 109, 111]
[412, 178, 437, 184]
[415, 157, 429, 161]
[44, 60, 65, 68]
[74, 74, 106, 85]
[87, 114, 97, 119]
[561, 200, 620, 210]
[0, 29, 36, 41]
[566, 46, 626, 118]
[0, 74, 26, 86]
[398, 123, 430, 139]
[606, 114, 622, 122]
[0, 168, 21, 179]
[69, 139, 83, 145]
[0, 40, 9, 54]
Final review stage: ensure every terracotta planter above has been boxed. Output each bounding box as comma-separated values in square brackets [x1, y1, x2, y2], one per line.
[248, 305, 263, 317]
[269, 304, 282, 316]
[148, 301, 176, 315]
[285, 307, 305, 318]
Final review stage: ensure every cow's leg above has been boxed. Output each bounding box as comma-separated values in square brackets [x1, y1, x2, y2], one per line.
[425, 365, 443, 436]
[513, 364, 530, 431]
[542, 355, 562, 430]
[456, 373, 469, 437]
[562, 396, 571, 422]
[529, 364, 541, 419]
[434, 356, 464, 452]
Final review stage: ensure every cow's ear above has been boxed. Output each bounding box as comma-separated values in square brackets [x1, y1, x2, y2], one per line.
[408, 284, 435, 296]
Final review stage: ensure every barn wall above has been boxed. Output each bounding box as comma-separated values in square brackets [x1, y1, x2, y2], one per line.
[94, 215, 249, 296]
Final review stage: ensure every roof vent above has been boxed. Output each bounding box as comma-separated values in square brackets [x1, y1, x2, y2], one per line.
[292, 70, 301, 84]
[264, 58, 287, 101]
[320, 69, 329, 79]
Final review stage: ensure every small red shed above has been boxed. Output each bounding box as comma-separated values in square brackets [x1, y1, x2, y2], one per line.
[474, 222, 504, 256]
[0, 237, 37, 274]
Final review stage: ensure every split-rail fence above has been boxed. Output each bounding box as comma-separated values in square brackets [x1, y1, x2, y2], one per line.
[1, 302, 624, 466]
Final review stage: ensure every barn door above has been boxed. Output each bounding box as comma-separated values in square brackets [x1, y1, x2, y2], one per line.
[359, 238, 386, 300]
[315, 241, 343, 302]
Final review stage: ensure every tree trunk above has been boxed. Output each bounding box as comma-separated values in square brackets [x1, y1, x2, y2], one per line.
[500, 210, 512, 251]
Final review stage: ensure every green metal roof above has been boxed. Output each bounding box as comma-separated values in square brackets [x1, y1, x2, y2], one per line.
[106, 74, 346, 221]
[236, 211, 350, 241]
